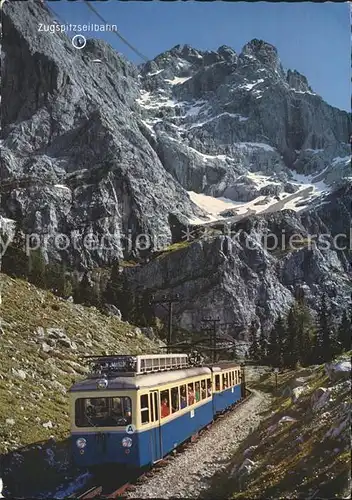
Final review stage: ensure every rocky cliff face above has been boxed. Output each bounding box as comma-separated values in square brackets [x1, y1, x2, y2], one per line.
[1, 1, 351, 334]
[124, 186, 352, 334]
[139, 40, 350, 203]
[1, 1, 206, 268]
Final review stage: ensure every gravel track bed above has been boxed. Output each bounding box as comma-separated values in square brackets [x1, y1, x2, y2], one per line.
[126, 389, 270, 499]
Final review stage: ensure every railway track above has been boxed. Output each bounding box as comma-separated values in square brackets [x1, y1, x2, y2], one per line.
[69, 390, 252, 499]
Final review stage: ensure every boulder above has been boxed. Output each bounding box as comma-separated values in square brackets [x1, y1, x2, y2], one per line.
[290, 378, 303, 389]
[41, 342, 52, 353]
[140, 327, 155, 340]
[34, 326, 46, 339]
[47, 328, 66, 339]
[57, 337, 77, 350]
[325, 361, 351, 382]
[103, 304, 122, 321]
[291, 386, 305, 403]
[238, 458, 256, 476]
[42, 421, 54, 429]
[325, 416, 350, 439]
[243, 445, 258, 457]
[311, 387, 331, 411]
[11, 368, 27, 380]
[278, 416, 297, 424]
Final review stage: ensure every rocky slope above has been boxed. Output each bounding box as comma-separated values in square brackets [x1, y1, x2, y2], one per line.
[204, 355, 351, 500]
[139, 42, 350, 210]
[1, 1, 206, 268]
[124, 185, 352, 334]
[0, 272, 163, 496]
[1, 1, 351, 335]
[0, 272, 162, 455]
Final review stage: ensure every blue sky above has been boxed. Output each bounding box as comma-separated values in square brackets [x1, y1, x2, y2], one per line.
[49, 1, 350, 111]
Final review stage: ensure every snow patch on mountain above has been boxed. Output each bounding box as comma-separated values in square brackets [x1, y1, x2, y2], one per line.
[235, 142, 275, 152]
[146, 69, 165, 77]
[246, 172, 281, 188]
[290, 170, 329, 195]
[331, 156, 350, 166]
[239, 78, 265, 91]
[189, 112, 249, 129]
[165, 76, 192, 85]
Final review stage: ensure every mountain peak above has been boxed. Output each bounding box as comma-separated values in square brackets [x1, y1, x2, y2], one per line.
[286, 69, 312, 93]
[217, 45, 238, 62]
[241, 39, 282, 72]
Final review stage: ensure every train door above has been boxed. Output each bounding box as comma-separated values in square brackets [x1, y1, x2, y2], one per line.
[149, 390, 162, 463]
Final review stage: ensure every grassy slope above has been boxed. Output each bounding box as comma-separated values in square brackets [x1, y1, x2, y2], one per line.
[203, 356, 351, 499]
[0, 272, 161, 455]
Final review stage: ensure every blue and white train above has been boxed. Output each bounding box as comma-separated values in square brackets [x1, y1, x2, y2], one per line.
[69, 354, 245, 469]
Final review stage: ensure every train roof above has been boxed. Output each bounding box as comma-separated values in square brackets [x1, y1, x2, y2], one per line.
[69, 366, 212, 392]
[211, 361, 243, 371]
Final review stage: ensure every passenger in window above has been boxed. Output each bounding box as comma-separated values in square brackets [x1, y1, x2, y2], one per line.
[161, 397, 170, 418]
[215, 376, 220, 391]
[171, 388, 179, 413]
[180, 387, 187, 408]
[207, 380, 212, 397]
[188, 384, 195, 405]
[201, 381, 206, 399]
[195, 382, 200, 402]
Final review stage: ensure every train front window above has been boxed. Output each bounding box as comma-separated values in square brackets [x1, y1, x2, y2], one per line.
[75, 397, 132, 427]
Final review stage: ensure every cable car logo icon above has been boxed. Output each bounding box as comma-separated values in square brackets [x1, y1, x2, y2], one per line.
[126, 424, 136, 435]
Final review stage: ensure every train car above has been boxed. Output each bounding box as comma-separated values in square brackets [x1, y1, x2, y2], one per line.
[212, 363, 243, 413]
[69, 353, 244, 470]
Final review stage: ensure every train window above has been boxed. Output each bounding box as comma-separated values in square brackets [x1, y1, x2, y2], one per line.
[187, 382, 195, 405]
[230, 372, 234, 386]
[140, 394, 149, 424]
[200, 380, 206, 400]
[222, 373, 228, 389]
[235, 371, 238, 384]
[75, 397, 132, 427]
[149, 393, 154, 422]
[154, 392, 159, 420]
[160, 389, 170, 418]
[180, 384, 187, 409]
[207, 379, 212, 397]
[195, 381, 201, 402]
[215, 375, 220, 391]
[171, 387, 179, 413]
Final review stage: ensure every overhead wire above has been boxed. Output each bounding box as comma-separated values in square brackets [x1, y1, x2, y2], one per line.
[84, 1, 149, 62]
[44, 2, 69, 27]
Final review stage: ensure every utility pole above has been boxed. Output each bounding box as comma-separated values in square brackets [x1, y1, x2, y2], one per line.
[217, 321, 239, 359]
[150, 294, 180, 353]
[201, 317, 221, 363]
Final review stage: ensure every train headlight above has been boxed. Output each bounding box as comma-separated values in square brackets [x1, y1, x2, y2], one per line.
[76, 438, 87, 449]
[97, 378, 108, 390]
[122, 437, 132, 448]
